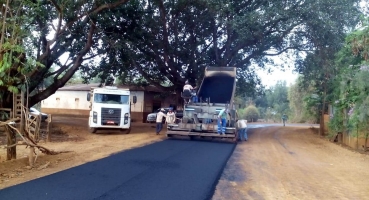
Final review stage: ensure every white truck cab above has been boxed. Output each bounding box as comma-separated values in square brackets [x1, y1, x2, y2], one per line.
[87, 86, 137, 133]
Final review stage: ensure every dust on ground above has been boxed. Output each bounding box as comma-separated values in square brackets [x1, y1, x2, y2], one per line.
[212, 126, 369, 200]
[0, 116, 165, 189]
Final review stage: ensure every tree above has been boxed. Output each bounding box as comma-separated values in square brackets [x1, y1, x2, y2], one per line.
[0, 0, 36, 107]
[266, 81, 290, 120]
[288, 77, 318, 123]
[0, 0, 131, 108]
[0, 0, 363, 108]
[243, 105, 260, 122]
[85, 0, 362, 95]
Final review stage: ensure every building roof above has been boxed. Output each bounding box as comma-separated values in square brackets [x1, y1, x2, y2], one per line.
[58, 83, 100, 91]
[58, 83, 164, 93]
[120, 85, 164, 93]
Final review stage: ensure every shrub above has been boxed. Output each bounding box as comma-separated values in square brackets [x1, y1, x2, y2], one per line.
[244, 105, 260, 122]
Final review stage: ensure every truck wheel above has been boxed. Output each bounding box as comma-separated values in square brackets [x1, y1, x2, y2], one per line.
[89, 128, 97, 133]
[121, 128, 131, 134]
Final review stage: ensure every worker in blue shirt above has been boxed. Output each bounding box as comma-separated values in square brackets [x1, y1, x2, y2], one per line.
[217, 108, 228, 135]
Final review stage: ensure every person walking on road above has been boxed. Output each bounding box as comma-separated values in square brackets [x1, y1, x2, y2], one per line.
[156, 108, 167, 135]
[237, 119, 248, 141]
[217, 108, 228, 135]
[282, 114, 288, 127]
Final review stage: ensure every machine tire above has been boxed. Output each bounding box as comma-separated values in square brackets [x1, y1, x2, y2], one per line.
[233, 130, 238, 143]
[121, 128, 131, 134]
[89, 127, 97, 133]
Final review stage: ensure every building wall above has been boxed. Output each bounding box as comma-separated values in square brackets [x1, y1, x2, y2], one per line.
[40, 88, 181, 123]
[129, 91, 145, 122]
[41, 90, 147, 121]
[42, 91, 90, 109]
[41, 91, 90, 116]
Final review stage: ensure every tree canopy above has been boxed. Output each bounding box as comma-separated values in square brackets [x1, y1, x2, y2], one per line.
[0, 0, 363, 107]
[91, 0, 362, 94]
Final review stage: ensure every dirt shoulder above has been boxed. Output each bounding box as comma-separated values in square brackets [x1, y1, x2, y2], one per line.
[0, 116, 165, 189]
[212, 126, 369, 200]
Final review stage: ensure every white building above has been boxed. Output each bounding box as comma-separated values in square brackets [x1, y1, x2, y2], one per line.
[41, 84, 181, 122]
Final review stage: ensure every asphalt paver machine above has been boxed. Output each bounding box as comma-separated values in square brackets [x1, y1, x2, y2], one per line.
[166, 67, 238, 142]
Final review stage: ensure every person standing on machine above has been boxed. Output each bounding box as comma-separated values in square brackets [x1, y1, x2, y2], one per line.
[217, 108, 228, 135]
[183, 80, 194, 103]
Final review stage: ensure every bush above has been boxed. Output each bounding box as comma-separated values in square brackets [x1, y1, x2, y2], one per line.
[244, 105, 260, 122]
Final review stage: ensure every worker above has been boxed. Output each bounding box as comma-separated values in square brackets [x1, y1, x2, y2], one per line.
[156, 108, 167, 135]
[237, 119, 248, 141]
[217, 108, 228, 135]
[166, 108, 176, 124]
[282, 114, 288, 127]
[183, 80, 197, 104]
[183, 80, 194, 91]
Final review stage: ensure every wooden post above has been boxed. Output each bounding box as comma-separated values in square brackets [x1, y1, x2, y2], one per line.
[5, 124, 16, 160]
[46, 114, 52, 142]
[29, 147, 34, 167]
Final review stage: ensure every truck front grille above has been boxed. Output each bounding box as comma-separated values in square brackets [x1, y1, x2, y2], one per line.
[101, 108, 121, 126]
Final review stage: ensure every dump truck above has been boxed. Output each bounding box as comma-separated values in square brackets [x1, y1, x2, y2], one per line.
[166, 67, 238, 142]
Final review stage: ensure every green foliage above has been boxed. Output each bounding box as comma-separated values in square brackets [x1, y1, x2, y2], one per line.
[0, 0, 41, 106]
[243, 105, 260, 122]
[0, 111, 9, 121]
[1, 0, 364, 108]
[328, 108, 345, 138]
[88, 0, 362, 94]
[319, 22, 369, 145]
[288, 77, 319, 123]
[264, 81, 290, 121]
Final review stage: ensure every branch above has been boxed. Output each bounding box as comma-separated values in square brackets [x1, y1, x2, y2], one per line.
[48, 0, 63, 43]
[4, 122, 72, 155]
[29, 22, 97, 106]
[131, 59, 174, 91]
[46, 62, 73, 77]
[263, 47, 302, 56]
[55, 0, 129, 45]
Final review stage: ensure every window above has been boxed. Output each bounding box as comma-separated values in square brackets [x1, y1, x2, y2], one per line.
[94, 94, 129, 104]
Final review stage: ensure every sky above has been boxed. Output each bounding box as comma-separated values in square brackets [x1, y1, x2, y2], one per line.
[257, 67, 299, 88]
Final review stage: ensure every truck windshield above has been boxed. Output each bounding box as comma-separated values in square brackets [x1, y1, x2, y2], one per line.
[94, 94, 129, 104]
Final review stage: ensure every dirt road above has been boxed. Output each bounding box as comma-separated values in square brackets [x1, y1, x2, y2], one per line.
[213, 126, 369, 200]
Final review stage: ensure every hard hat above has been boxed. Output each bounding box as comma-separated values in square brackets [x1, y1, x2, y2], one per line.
[160, 108, 165, 111]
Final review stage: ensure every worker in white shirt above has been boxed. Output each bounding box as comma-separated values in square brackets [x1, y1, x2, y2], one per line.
[183, 80, 194, 92]
[237, 119, 248, 141]
[166, 108, 176, 124]
[183, 80, 197, 104]
[156, 108, 167, 135]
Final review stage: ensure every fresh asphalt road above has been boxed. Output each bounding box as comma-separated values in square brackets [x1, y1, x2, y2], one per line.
[0, 139, 235, 200]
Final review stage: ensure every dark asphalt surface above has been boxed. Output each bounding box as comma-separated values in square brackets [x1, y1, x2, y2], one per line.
[0, 139, 236, 200]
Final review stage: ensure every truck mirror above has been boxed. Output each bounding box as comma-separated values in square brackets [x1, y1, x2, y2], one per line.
[87, 93, 91, 101]
[133, 96, 137, 104]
